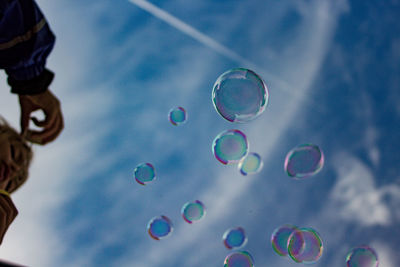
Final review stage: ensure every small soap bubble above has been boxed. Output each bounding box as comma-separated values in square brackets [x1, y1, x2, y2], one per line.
[223, 227, 248, 249]
[212, 129, 249, 165]
[346, 246, 379, 267]
[288, 228, 323, 264]
[271, 224, 298, 256]
[169, 106, 187, 126]
[224, 251, 254, 267]
[284, 144, 324, 179]
[181, 200, 206, 224]
[238, 152, 263, 175]
[134, 163, 156, 185]
[147, 215, 173, 240]
[212, 68, 268, 123]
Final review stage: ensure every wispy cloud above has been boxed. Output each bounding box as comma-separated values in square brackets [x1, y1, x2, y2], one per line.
[329, 152, 400, 227]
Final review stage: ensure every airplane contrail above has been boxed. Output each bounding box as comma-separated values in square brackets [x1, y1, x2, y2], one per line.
[128, 0, 325, 111]
[128, 0, 254, 67]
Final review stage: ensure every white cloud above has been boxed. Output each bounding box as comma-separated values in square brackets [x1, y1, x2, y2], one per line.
[329, 153, 400, 227]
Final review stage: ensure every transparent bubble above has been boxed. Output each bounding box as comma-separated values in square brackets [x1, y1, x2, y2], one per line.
[147, 215, 173, 240]
[181, 200, 206, 224]
[212, 68, 268, 123]
[238, 152, 263, 175]
[223, 227, 248, 249]
[271, 224, 298, 256]
[134, 163, 156, 185]
[212, 129, 249, 165]
[169, 106, 187, 126]
[284, 144, 324, 179]
[288, 228, 323, 264]
[346, 246, 379, 267]
[224, 251, 254, 267]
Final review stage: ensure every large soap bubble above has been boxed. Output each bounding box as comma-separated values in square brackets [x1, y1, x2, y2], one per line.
[271, 224, 298, 256]
[212, 68, 268, 123]
[223, 227, 248, 249]
[147, 215, 173, 240]
[346, 246, 379, 267]
[288, 227, 323, 264]
[284, 144, 324, 179]
[212, 129, 249, 165]
[181, 200, 206, 224]
[224, 251, 254, 267]
[134, 163, 156, 185]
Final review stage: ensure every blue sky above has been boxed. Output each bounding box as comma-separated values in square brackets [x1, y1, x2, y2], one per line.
[0, 0, 399, 266]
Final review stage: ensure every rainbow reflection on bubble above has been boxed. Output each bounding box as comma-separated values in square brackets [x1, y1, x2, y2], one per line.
[223, 227, 248, 249]
[346, 246, 379, 267]
[238, 152, 263, 176]
[168, 106, 187, 126]
[224, 251, 254, 267]
[212, 129, 249, 165]
[181, 200, 206, 224]
[212, 68, 268, 123]
[284, 144, 324, 179]
[134, 163, 156, 185]
[271, 224, 298, 256]
[147, 215, 173, 240]
[288, 228, 323, 264]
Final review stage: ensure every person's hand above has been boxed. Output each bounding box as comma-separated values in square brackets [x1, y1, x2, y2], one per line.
[18, 89, 64, 145]
[0, 192, 18, 245]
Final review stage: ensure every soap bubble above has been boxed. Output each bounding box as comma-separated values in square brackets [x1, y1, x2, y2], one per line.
[224, 251, 254, 267]
[169, 106, 187, 126]
[284, 144, 324, 179]
[147, 215, 173, 240]
[212, 68, 268, 123]
[212, 129, 249, 164]
[346, 246, 379, 267]
[271, 224, 298, 256]
[134, 163, 156, 185]
[181, 200, 206, 224]
[223, 227, 248, 249]
[238, 152, 263, 175]
[288, 228, 323, 264]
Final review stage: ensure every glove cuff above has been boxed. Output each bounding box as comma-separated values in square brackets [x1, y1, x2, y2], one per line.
[8, 69, 54, 95]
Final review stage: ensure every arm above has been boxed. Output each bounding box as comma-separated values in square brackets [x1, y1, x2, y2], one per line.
[0, 0, 63, 144]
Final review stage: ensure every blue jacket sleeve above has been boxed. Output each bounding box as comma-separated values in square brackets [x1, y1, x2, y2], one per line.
[0, 0, 55, 95]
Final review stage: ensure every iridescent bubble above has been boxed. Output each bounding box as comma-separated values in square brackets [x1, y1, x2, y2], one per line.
[223, 227, 248, 249]
[181, 200, 206, 224]
[212, 129, 249, 165]
[284, 144, 324, 179]
[288, 228, 323, 264]
[238, 152, 263, 175]
[346, 246, 379, 267]
[212, 68, 268, 123]
[271, 224, 298, 256]
[224, 251, 254, 267]
[134, 163, 156, 185]
[147, 215, 173, 240]
[169, 106, 187, 126]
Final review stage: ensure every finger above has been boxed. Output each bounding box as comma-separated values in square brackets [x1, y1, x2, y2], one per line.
[19, 98, 32, 135]
[31, 117, 47, 127]
[26, 112, 63, 145]
[40, 103, 59, 129]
